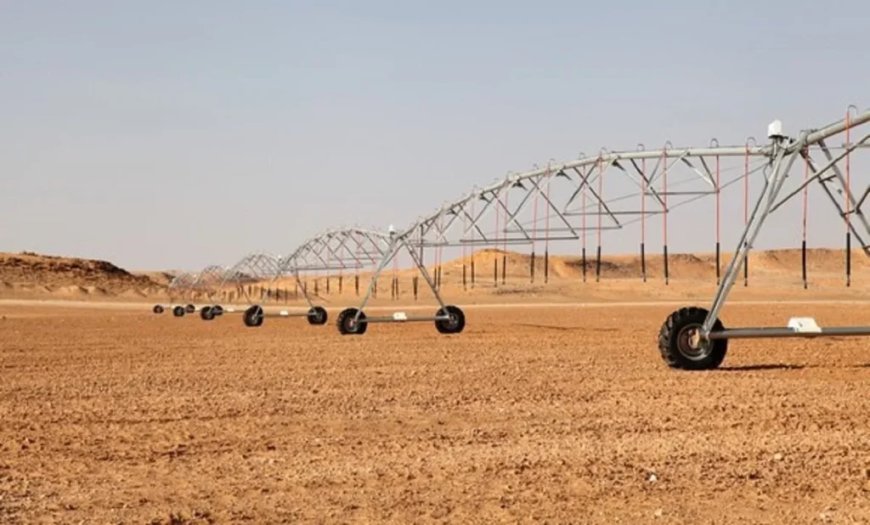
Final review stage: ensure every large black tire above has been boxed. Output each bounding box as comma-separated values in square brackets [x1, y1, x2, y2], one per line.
[435, 305, 465, 334]
[153, 305, 164, 314]
[243, 305, 264, 327]
[185, 304, 196, 314]
[337, 308, 367, 335]
[658, 307, 728, 370]
[211, 305, 224, 316]
[307, 306, 328, 325]
[172, 306, 186, 317]
[200, 306, 215, 321]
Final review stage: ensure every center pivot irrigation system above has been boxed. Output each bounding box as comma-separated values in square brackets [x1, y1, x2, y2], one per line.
[155, 229, 397, 328]
[200, 252, 283, 323]
[238, 229, 395, 329]
[154, 272, 198, 317]
[336, 108, 870, 368]
[156, 107, 868, 370]
[659, 109, 870, 369]
[336, 140, 774, 336]
[155, 265, 227, 317]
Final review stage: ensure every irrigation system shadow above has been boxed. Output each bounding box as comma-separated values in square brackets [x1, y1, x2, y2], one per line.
[719, 363, 870, 372]
[718, 364, 808, 372]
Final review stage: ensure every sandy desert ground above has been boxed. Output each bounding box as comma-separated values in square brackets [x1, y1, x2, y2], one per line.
[1, 249, 868, 523]
[1, 295, 869, 524]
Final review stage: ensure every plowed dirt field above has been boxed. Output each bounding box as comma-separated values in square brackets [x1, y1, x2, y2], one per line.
[1, 302, 868, 523]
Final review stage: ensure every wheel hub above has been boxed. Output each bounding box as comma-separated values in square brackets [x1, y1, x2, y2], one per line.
[677, 324, 710, 359]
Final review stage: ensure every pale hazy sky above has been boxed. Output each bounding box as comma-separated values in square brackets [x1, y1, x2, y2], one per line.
[1, 1, 868, 270]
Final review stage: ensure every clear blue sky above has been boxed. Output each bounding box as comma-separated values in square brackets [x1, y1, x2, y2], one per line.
[1, 1, 867, 270]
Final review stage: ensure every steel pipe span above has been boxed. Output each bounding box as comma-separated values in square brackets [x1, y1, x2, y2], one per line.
[159, 107, 870, 364]
[279, 228, 394, 274]
[333, 108, 869, 345]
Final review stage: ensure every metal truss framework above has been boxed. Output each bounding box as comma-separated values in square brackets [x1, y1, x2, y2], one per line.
[160, 106, 868, 361]
[275, 228, 395, 309]
[341, 108, 870, 342]
[280, 228, 394, 274]
[219, 252, 282, 304]
[166, 272, 197, 302]
[190, 265, 227, 300]
[206, 229, 397, 327]
[648, 107, 870, 370]
[161, 229, 394, 312]
[411, 147, 765, 249]
[350, 143, 775, 320]
[703, 109, 870, 337]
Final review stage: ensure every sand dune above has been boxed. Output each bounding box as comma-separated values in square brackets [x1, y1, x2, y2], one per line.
[118, 288, 148, 299]
[133, 270, 175, 287]
[0, 252, 161, 299]
[450, 247, 867, 282]
[1, 248, 867, 303]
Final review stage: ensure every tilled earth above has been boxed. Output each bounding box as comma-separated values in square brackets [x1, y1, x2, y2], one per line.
[0, 302, 868, 524]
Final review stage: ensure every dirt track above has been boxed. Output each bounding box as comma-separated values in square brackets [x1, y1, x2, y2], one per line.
[1, 303, 868, 523]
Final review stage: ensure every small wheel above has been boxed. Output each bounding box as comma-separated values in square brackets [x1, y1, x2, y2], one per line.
[172, 306, 186, 317]
[243, 305, 264, 327]
[435, 305, 465, 334]
[658, 307, 728, 370]
[153, 305, 164, 314]
[185, 304, 196, 314]
[211, 305, 224, 316]
[337, 308, 367, 335]
[200, 306, 215, 321]
[307, 306, 328, 325]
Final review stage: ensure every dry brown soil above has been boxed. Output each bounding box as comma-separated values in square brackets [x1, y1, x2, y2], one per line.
[1, 301, 869, 524]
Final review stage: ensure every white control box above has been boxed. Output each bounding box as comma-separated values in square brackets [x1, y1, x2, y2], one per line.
[768, 119, 784, 139]
[788, 317, 822, 333]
